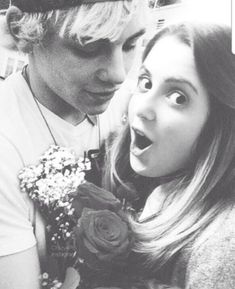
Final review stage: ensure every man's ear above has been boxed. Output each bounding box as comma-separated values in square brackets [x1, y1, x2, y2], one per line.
[6, 6, 31, 52]
[6, 6, 23, 39]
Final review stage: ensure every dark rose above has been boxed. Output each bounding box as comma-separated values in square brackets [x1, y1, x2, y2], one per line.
[74, 208, 131, 271]
[71, 182, 122, 219]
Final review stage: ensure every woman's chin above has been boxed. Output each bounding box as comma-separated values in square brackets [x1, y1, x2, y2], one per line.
[130, 160, 158, 178]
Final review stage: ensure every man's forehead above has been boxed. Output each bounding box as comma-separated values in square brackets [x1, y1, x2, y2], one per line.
[58, 10, 146, 47]
[115, 9, 147, 44]
[11, 0, 128, 13]
[69, 28, 146, 44]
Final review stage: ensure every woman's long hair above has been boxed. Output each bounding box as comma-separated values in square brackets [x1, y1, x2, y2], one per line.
[104, 22, 235, 270]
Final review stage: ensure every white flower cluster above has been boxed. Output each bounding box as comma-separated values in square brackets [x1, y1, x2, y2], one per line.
[19, 145, 90, 222]
[40, 272, 62, 289]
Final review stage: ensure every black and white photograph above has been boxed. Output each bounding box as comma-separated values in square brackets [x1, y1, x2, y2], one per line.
[0, 0, 234, 288]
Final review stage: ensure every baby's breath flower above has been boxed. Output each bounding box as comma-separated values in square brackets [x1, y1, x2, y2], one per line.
[40, 272, 62, 289]
[18, 145, 90, 242]
[42, 272, 49, 279]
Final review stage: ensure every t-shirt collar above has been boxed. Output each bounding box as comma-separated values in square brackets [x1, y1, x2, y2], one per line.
[86, 114, 97, 126]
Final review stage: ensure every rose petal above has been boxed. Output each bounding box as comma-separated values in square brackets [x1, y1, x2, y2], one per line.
[74, 209, 131, 268]
[83, 211, 129, 251]
[74, 182, 122, 213]
[83, 237, 99, 254]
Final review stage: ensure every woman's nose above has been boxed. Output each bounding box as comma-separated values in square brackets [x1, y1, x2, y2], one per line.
[137, 109, 156, 121]
[96, 48, 126, 85]
[136, 102, 156, 121]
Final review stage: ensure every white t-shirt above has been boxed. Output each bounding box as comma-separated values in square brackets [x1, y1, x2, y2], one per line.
[0, 72, 126, 257]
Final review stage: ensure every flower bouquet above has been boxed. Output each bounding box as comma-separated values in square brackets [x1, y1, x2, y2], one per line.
[18, 145, 138, 289]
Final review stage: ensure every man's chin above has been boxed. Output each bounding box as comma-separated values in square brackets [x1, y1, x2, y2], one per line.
[86, 102, 111, 116]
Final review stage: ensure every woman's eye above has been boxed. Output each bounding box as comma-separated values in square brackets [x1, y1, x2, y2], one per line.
[138, 77, 152, 91]
[167, 91, 187, 105]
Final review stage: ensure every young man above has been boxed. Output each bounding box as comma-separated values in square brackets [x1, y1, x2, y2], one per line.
[0, 0, 148, 288]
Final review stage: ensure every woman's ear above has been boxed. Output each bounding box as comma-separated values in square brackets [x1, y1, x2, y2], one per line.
[6, 6, 31, 52]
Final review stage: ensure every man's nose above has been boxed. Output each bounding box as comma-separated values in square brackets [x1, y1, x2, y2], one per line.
[96, 48, 126, 85]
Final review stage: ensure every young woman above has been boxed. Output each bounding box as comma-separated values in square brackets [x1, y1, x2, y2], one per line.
[105, 22, 235, 288]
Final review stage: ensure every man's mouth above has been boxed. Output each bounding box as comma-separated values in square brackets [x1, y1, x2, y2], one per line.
[84, 89, 117, 99]
[132, 128, 153, 150]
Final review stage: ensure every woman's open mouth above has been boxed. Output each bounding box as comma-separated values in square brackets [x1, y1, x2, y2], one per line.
[131, 127, 153, 152]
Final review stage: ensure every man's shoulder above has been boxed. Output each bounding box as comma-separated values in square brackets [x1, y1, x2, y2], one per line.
[0, 73, 24, 116]
[0, 73, 35, 157]
[0, 72, 31, 124]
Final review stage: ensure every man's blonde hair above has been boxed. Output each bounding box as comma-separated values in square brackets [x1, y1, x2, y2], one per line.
[0, 0, 147, 52]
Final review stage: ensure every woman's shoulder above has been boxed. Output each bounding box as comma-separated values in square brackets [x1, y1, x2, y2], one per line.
[194, 206, 235, 250]
[197, 205, 235, 244]
[172, 207, 235, 288]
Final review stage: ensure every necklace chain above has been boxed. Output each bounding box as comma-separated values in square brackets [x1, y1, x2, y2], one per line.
[22, 65, 101, 155]
[22, 66, 58, 145]
[32, 90, 58, 145]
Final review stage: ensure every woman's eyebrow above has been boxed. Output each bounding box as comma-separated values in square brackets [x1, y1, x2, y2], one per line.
[165, 77, 198, 94]
[139, 65, 151, 75]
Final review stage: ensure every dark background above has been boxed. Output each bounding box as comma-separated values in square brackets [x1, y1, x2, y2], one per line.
[0, 0, 9, 10]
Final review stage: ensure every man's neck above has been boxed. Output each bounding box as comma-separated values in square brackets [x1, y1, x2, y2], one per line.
[26, 65, 86, 126]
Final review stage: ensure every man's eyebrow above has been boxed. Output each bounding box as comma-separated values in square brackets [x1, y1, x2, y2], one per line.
[165, 77, 198, 94]
[69, 29, 146, 46]
[126, 29, 146, 42]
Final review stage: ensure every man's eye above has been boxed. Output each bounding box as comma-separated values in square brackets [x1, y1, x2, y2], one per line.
[123, 42, 137, 52]
[167, 91, 187, 105]
[76, 42, 104, 56]
[68, 39, 107, 58]
[69, 44, 100, 58]
[83, 41, 103, 52]
[138, 77, 152, 91]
